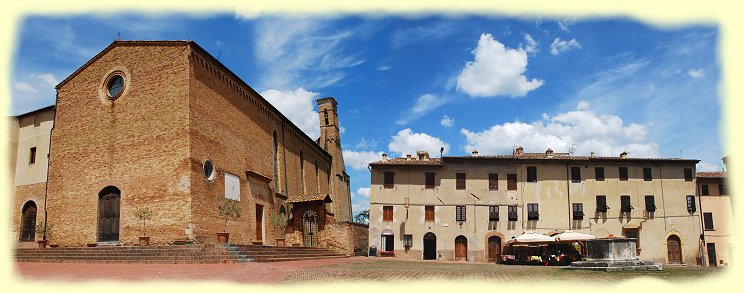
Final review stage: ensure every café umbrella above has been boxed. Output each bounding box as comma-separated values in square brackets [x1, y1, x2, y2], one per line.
[505, 232, 556, 245]
[552, 231, 597, 242]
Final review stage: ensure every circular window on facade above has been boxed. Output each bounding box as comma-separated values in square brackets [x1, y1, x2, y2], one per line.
[105, 74, 125, 99]
[204, 159, 215, 181]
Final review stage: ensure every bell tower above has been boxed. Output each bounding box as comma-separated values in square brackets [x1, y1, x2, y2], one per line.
[316, 97, 351, 222]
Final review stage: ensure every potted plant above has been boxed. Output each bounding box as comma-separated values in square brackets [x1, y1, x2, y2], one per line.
[34, 222, 52, 248]
[216, 197, 241, 243]
[269, 212, 288, 246]
[134, 207, 153, 246]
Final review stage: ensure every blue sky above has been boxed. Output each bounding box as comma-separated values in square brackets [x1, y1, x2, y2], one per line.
[10, 14, 724, 215]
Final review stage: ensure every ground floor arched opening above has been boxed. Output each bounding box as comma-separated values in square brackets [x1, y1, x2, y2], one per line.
[20, 201, 37, 242]
[423, 232, 436, 260]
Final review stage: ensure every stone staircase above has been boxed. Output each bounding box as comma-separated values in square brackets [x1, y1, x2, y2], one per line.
[14, 244, 347, 264]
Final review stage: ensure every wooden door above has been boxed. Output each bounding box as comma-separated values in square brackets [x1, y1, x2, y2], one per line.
[455, 236, 467, 261]
[98, 189, 120, 242]
[20, 202, 37, 242]
[488, 236, 501, 262]
[256, 205, 263, 242]
[667, 235, 682, 264]
[707, 243, 717, 267]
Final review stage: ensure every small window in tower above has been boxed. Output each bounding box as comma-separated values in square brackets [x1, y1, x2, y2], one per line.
[203, 159, 215, 181]
[324, 111, 329, 125]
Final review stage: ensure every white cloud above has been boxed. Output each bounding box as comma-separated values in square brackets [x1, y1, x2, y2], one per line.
[260, 88, 320, 139]
[550, 38, 582, 55]
[440, 115, 455, 128]
[697, 162, 723, 172]
[391, 22, 456, 50]
[253, 17, 364, 89]
[523, 33, 539, 54]
[355, 137, 379, 150]
[557, 18, 577, 32]
[343, 150, 384, 171]
[688, 68, 705, 78]
[456, 33, 543, 98]
[460, 101, 659, 157]
[11, 72, 59, 115]
[396, 93, 449, 125]
[352, 187, 371, 200]
[389, 128, 450, 157]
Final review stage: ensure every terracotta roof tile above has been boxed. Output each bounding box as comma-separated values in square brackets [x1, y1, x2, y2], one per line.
[697, 171, 727, 178]
[369, 153, 698, 166]
[286, 193, 332, 203]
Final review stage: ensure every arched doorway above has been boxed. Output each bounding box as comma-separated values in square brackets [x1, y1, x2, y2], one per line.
[667, 235, 682, 264]
[455, 235, 468, 261]
[98, 186, 121, 242]
[488, 236, 502, 263]
[381, 229, 394, 253]
[20, 201, 37, 242]
[302, 210, 318, 246]
[423, 232, 437, 260]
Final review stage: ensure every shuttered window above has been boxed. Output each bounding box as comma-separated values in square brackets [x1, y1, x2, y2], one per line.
[507, 174, 517, 190]
[489, 206, 499, 221]
[571, 167, 581, 183]
[384, 172, 394, 189]
[488, 173, 498, 190]
[456, 206, 466, 221]
[527, 166, 537, 182]
[527, 203, 539, 220]
[703, 212, 714, 230]
[456, 173, 466, 190]
[572, 203, 584, 220]
[620, 195, 632, 213]
[684, 168, 693, 181]
[425, 206, 435, 222]
[686, 195, 696, 212]
[619, 167, 629, 181]
[425, 172, 435, 189]
[645, 195, 656, 212]
[383, 206, 393, 222]
[643, 168, 652, 181]
[595, 167, 605, 181]
[508, 206, 518, 221]
[596, 195, 608, 212]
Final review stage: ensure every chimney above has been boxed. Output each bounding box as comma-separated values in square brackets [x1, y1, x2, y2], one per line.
[620, 151, 628, 159]
[471, 150, 479, 156]
[514, 146, 524, 156]
[381, 153, 388, 161]
[406, 154, 412, 161]
[590, 152, 595, 158]
[545, 148, 554, 158]
[417, 151, 430, 161]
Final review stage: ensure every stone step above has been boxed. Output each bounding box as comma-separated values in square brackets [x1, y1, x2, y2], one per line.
[14, 243, 347, 263]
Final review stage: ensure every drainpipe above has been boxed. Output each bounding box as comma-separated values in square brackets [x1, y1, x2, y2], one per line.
[41, 105, 57, 241]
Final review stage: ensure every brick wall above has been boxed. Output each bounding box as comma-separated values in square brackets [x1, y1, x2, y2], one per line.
[318, 221, 369, 256]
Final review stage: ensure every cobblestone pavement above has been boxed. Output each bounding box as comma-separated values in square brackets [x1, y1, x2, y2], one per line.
[279, 258, 725, 285]
[14, 257, 725, 285]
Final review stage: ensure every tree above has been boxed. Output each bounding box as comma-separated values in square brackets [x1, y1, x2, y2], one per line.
[354, 209, 369, 224]
[134, 207, 153, 236]
[217, 197, 241, 232]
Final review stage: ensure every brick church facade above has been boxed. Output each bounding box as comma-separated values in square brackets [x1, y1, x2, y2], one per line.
[24, 40, 362, 251]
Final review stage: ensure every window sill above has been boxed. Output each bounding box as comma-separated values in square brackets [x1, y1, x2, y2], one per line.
[703, 229, 715, 231]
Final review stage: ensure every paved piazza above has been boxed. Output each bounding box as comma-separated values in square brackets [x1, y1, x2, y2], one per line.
[14, 257, 724, 285]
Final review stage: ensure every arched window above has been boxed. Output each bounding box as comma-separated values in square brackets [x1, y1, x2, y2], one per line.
[20, 201, 37, 242]
[300, 151, 305, 194]
[315, 160, 319, 192]
[273, 131, 278, 192]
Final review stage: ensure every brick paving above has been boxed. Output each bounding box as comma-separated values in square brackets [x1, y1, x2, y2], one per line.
[14, 257, 723, 285]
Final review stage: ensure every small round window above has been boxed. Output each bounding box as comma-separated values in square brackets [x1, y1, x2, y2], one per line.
[106, 75, 125, 99]
[203, 159, 215, 181]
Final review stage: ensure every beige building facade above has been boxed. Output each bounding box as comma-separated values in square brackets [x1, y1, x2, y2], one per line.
[697, 171, 732, 266]
[369, 148, 703, 265]
[9, 106, 55, 245]
[10, 40, 358, 251]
